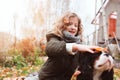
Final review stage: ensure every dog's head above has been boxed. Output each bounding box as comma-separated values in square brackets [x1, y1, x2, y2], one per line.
[77, 48, 114, 80]
[94, 51, 114, 72]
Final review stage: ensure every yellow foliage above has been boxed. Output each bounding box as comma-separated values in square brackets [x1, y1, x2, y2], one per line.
[16, 37, 35, 58]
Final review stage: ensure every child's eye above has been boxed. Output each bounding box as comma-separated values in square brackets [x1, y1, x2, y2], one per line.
[69, 22, 72, 25]
[75, 24, 78, 27]
[75, 25, 78, 27]
[65, 23, 70, 26]
[65, 22, 72, 26]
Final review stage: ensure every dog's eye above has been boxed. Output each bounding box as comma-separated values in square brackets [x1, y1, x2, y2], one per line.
[112, 57, 115, 59]
[104, 53, 109, 57]
[98, 64, 103, 67]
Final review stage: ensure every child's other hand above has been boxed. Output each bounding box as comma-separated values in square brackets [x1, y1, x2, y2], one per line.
[73, 70, 81, 77]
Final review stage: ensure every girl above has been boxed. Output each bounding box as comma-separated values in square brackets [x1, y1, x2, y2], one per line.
[38, 12, 101, 80]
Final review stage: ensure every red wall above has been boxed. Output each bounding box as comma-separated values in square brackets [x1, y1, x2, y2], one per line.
[108, 14, 116, 38]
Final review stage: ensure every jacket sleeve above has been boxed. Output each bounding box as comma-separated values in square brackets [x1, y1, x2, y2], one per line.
[45, 37, 68, 57]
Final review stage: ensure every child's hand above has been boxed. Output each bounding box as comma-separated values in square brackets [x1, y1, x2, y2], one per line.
[73, 44, 102, 53]
[73, 70, 81, 77]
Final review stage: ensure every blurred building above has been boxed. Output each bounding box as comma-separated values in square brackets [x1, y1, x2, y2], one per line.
[91, 0, 120, 45]
[91, 0, 120, 60]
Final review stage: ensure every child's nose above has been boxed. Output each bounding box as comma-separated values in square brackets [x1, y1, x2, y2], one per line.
[71, 25, 76, 28]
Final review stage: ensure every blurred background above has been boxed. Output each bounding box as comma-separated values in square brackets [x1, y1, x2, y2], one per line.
[0, 0, 102, 53]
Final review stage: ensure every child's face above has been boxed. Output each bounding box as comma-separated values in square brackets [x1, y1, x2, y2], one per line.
[64, 17, 78, 36]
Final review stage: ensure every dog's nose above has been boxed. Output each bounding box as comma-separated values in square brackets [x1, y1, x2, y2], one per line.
[104, 53, 109, 57]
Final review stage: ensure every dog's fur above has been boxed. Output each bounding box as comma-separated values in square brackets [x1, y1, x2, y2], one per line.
[77, 51, 114, 80]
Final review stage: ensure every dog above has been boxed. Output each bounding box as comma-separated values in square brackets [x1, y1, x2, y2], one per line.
[77, 49, 114, 80]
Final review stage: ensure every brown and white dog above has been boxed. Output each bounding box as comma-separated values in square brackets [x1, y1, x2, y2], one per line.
[77, 49, 114, 80]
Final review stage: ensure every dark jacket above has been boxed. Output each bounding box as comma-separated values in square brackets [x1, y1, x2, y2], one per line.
[38, 33, 79, 80]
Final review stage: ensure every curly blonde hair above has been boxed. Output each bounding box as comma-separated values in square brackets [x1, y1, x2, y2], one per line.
[52, 12, 83, 39]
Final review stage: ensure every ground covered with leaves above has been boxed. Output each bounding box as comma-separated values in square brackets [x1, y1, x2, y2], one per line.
[0, 66, 120, 80]
[114, 68, 120, 80]
[0, 47, 120, 80]
[0, 65, 41, 80]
